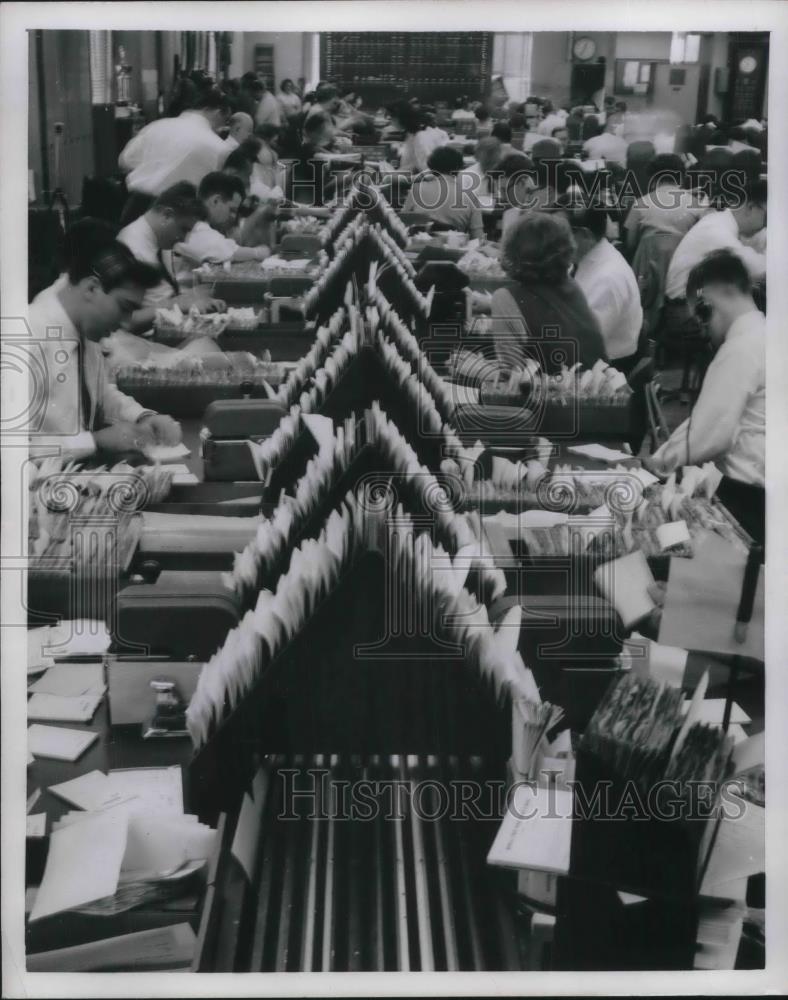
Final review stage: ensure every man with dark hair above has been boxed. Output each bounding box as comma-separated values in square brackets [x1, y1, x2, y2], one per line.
[223, 111, 254, 156]
[491, 120, 513, 155]
[176, 172, 271, 265]
[29, 221, 182, 461]
[649, 250, 765, 543]
[119, 88, 231, 220]
[666, 179, 767, 301]
[624, 152, 709, 255]
[559, 195, 643, 368]
[287, 112, 337, 206]
[118, 181, 222, 331]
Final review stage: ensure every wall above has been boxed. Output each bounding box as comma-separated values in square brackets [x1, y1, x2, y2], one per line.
[228, 32, 315, 87]
[492, 32, 533, 104]
[529, 32, 615, 108]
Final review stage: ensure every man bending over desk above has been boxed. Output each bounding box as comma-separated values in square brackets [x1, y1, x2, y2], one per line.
[28, 221, 183, 463]
[647, 250, 765, 545]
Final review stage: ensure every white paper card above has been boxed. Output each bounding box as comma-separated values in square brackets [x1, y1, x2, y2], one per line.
[144, 443, 191, 463]
[48, 771, 132, 812]
[27, 693, 103, 724]
[29, 811, 128, 921]
[681, 699, 751, 725]
[27, 814, 46, 839]
[28, 725, 99, 762]
[567, 443, 632, 462]
[593, 550, 656, 629]
[29, 663, 104, 697]
[487, 785, 572, 875]
[656, 519, 691, 551]
[106, 766, 184, 816]
[26, 923, 197, 973]
[649, 642, 688, 687]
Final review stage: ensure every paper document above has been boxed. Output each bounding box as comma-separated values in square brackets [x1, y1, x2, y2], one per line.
[106, 766, 184, 815]
[701, 795, 765, 890]
[27, 692, 103, 724]
[144, 443, 191, 463]
[28, 725, 99, 762]
[48, 770, 135, 812]
[594, 550, 656, 629]
[29, 811, 128, 921]
[567, 443, 632, 462]
[29, 663, 105, 697]
[122, 814, 216, 875]
[26, 923, 197, 972]
[487, 784, 572, 875]
[31, 620, 111, 659]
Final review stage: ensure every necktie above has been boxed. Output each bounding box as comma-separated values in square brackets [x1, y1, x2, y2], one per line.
[157, 249, 179, 295]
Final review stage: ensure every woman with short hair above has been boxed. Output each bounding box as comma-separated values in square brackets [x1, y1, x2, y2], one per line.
[402, 146, 484, 239]
[491, 211, 608, 372]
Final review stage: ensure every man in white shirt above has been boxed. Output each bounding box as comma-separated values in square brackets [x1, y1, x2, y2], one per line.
[561, 197, 643, 367]
[222, 112, 254, 158]
[28, 224, 182, 463]
[278, 79, 302, 121]
[665, 179, 767, 301]
[118, 90, 231, 221]
[537, 103, 567, 137]
[175, 171, 271, 266]
[582, 118, 628, 166]
[649, 250, 765, 543]
[118, 182, 223, 333]
[254, 80, 282, 128]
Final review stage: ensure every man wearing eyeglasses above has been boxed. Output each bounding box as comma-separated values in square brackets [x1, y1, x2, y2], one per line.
[647, 250, 765, 544]
[28, 221, 183, 463]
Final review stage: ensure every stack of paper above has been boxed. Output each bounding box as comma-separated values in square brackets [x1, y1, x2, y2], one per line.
[28, 725, 99, 762]
[26, 923, 197, 972]
[28, 621, 111, 661]
[487, 784, 573, 876]
[31, 766, 216, 922]
[28, 662, 106, 723]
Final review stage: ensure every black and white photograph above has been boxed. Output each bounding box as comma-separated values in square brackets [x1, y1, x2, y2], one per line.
[1, 2, 786, 996]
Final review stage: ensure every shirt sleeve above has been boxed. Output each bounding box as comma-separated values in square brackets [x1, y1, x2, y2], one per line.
[176, 225, 239, 265]
[95, 352, 152, 425]
[118, 129, 146, 172]
[468, 206, 484, 241]
[29, 432, 97, 463]
[657, 341, 757, 470]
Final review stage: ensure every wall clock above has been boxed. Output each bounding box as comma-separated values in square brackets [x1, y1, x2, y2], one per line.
[738, 54, 758, 75]
[573, 36, 597, 62]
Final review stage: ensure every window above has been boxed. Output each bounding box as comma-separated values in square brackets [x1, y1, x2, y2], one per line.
[670, 32, 701, 65]
[89, 30, 113, 104]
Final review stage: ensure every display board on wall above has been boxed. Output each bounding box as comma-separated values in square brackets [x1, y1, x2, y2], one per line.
[321, 32, 492, 106]
[254, 44, 275, 89]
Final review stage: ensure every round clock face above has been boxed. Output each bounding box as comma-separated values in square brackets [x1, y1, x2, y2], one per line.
[739, 55, 758, 75]
[573, 36, 597, 62]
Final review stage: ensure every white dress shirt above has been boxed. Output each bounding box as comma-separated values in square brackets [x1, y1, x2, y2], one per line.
[117, 214, 177, 311]
[574, 238, 643, 360]
[665, 208, 767, 300]
[582, 132, 628, 165]
[625, 185, 709, 244]
[278, 91, 302, 118]
[175, 220, 239, 266]
[537, 112, 566, 136]
[27, 284, 152, 461]
[653, 310, 765, 485]
[254, 92, 282, 128]
[399, 128, 450, 174]
[222, 134, 240, 160]
[119, 111, 226, 196]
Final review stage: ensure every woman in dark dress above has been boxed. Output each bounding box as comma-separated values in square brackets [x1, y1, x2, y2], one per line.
[491, 211, 608, 373]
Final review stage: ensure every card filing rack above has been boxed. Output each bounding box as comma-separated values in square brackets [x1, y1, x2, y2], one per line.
[192, 754, 522, 973]
[112, 368, 285, 420]
[188, 544, 512, 825]
[233, 413, 496, 617]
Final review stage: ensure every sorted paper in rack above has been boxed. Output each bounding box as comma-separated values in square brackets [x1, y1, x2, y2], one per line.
[656, 519, 691, 552]
[28, 663, 105, 697]
[681, 699, 750, 726]
[302, 413, 336, 454]
[27, 814, 46, 839]
[30, 811, 128, 921]
[27, 692, 103, 724]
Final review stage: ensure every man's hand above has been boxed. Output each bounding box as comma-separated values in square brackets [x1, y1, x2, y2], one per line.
[137, 414, 182, 446]
[642, 449, 675, 478]
[176, 290, 227, 313]
[93, 421, 156, 457]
